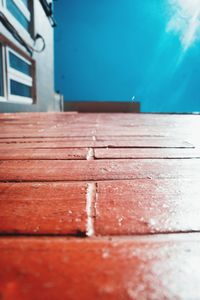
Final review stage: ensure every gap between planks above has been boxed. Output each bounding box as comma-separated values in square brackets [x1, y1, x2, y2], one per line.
[86, 148, 95, 160]
[86, 183, 97, 236]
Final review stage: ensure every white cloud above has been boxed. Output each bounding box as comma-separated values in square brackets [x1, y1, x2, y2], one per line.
[167, 0, 200, 50]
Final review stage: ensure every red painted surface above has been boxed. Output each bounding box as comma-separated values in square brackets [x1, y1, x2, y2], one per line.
[0, 182, 88, 235]
[0, 148, 88, 160]
[0, 235, 200, 300]
[94, 147, 200, 159]
[0, 137, 95, 143]
[0, 138, 193, 149]
[0, 159, 200, 181]
[0, 112, 200, 299]
[95, 180, 200, 235]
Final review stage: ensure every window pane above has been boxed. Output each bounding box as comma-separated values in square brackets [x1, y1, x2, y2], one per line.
[6, 0, 29, 31]
[0, 47, 4, 97]
[9, 51, 31, 76]
[10, 80, 31, 97]
[21, 0, 29, 8]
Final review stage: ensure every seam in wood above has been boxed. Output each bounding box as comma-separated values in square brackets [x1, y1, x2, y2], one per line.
[86, 183, 96, 237]
[86, 148, 94, 160]
[93, 182, 98, 233]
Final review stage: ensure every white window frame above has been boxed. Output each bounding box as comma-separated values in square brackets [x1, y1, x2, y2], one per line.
[0, 43, 34, 104]
[7, 47, 32, 82]
[0, 0, 33, 45]
[6, 46, 33, 104]
[0, 45, 7, 102]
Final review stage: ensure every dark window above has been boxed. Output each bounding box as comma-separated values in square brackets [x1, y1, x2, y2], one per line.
[10, 80, 31, 97]
[6, 0, 30, 31]
[9, 51, 31, 76]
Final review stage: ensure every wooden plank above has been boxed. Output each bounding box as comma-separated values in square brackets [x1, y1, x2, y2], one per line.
[0, 128, 195, 139]
[0, 112, 199, 147]
[0, 137, 94, 143]
[0, 159, 200, 182]
[0, 112, 200, 300]
[0, 130, 95, 138]
[0, 113, 199, 135]
[0, 138, 194, 149]
[0, 235, 200, 299]
[95, 179, 200, 235]
[0, 141, 97, 149]
[94, 148, 200, 159]
[0, 148, 88, 160]
[0, 182, 88, 235]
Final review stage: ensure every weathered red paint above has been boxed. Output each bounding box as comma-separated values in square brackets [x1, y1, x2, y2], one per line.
[0, 235, 200, 300]
[94, 147, 200, 159]
[0, 159, 200, 181]
[95, 180, 200, 235]
[0, 182, 88, 235]
[0, 112, 200, 300]
[0, 137, 95, 143]
[0, 138, 193, 149]
[0, 148, 88, 160]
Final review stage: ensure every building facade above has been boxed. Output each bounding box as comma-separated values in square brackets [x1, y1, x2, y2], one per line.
[0, 0, 61, 112]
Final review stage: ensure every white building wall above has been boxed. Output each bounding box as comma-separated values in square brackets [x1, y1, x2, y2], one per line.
[0, 0, 58, 112]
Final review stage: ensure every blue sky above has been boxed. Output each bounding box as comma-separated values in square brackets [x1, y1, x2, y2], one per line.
[54, 0, 200, 112]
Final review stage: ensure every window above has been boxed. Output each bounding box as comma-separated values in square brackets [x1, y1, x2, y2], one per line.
[10, 80, 31, 97]
[1, 0, 32, 38]
[0, 46, 4, 97]
[7, 47, 33, 103]
[9, 50, 31, 76]
[20, 0, 28, 8]
[0, 35, 36, 104]
[5, 0, 30, 31]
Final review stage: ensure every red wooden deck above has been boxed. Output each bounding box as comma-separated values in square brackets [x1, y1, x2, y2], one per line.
[0, 112, 200, 299]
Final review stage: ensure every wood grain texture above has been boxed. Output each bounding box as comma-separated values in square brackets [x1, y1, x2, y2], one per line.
[1, 112, 199, 146]
[0, 159, 200, 182]
[0, 235, 200, 300]
[95, 179, 200, 235]
[1, 112, 200, 300]
[0, 138, 193, 149]
[0, 148, 88, 160]
[0, 137, 94, 143]
[0, 182, 88, 235]
[94, 148, 200, 159]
